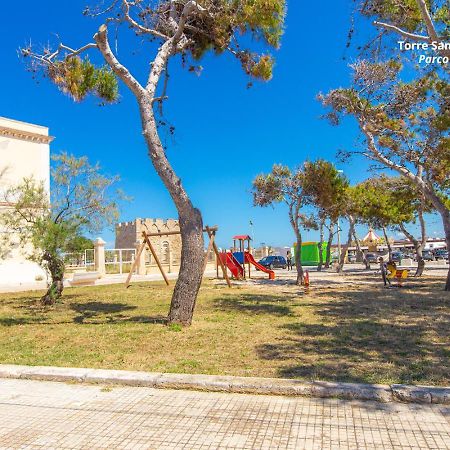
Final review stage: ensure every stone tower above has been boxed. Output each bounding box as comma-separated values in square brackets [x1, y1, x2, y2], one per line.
[115, 218, 182, 264]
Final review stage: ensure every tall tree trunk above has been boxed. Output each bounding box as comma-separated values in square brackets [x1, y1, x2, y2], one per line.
[399, 209, 427, 277]
[289, 202, 304, 285]
[41, 253, 65, 306]
[140, 101, 204, 325]
[439, 208, 450, 291]
[361, 124, 450, 290]
[317, 217, 325, 272]
[325, 221, 335, 268]
[337, 215, 354, 273]
[352, 229, 370, 269]
[294, 230, 304, 284]
[382, 226, 393, 261]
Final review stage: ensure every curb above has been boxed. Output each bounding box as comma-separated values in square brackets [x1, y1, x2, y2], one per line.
[0, 364, 448, 404]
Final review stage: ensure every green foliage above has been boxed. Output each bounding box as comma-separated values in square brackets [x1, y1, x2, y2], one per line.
[48, 57, 118, 102]
[360, 0, 449, 39]
[252, 164, 302, 207]
[320, 60, 450, 200]
[65, 235, 94, 253]
[25, 0, 286, 103]
[361, 0, 424, 32]
[182, 0, 286, 79]
[242, 54, 274, 80]
[0, 153, 125, 302]
[352, 176, 428, 230]
[302, 160, 349, 222]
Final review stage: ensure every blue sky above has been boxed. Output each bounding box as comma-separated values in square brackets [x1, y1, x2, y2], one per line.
[0, 1, 443, 248]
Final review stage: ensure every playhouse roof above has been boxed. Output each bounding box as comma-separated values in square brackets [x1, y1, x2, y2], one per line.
[363, 229, 381, 242]
[233, 235, 252, 240]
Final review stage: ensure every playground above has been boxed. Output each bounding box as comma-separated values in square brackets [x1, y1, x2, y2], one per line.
[0, 269, 448, 386]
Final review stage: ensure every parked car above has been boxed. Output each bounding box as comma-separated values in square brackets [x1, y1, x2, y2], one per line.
[347, 253, 357, 263]
[391, 252, 404, 263]
[365, 253, 379, 263]
[421, 250, 435, 261]
[434, 249, 449, 260]
[258, 255, 287, 270]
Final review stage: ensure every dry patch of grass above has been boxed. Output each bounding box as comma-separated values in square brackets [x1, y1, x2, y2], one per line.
[0, 275, 448, 385]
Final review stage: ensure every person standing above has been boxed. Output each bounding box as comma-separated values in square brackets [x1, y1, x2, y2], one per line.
[286, 250, 292, 271]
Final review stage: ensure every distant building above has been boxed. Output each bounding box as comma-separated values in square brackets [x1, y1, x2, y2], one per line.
[115, 218, 182, 265]
[0, 117, 53, 286]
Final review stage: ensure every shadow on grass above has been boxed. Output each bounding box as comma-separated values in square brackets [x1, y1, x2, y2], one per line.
[0, 299, 167, 326]
[70, 302, 136, 324]
[68, 301, 168, 325]
[214, 293, 296, 316]
[256, 279, 449, 384]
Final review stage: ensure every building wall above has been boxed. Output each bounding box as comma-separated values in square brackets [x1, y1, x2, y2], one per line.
[116, 218, 182, 265]
[0, 117, 53, 286]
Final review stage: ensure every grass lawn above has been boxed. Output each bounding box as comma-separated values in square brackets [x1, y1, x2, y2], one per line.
[0, 274, 448, 385]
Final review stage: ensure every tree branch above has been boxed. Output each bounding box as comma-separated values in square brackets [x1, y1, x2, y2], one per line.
[399, 222, 417, 245]
[373, 21, 429, 42]
[172, 0, 206, 42]
[94, 24, 145, 98]
[415, 0, 440, 42]
[22, 42, 97, 66]
[360, 122, 448, 219]
[374, 1, 450, 58]
[146, 41, 172, 96]
[121, 0, 169, 40]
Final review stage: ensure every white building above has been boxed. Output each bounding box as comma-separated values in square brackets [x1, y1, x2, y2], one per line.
[0, 117, 53, 288]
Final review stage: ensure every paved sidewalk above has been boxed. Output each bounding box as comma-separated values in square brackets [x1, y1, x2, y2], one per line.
[0, 379, 449, 449]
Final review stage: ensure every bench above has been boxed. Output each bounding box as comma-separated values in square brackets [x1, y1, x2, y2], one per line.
[69, 271, 101, 286]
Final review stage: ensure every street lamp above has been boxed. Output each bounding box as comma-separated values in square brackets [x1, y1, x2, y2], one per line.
[249, 220, 255, 253]
[336, 169, 344, 263]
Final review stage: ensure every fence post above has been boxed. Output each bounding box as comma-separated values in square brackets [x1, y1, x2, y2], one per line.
[168, 249, 173, 273]
[94, 238, 106, 277]
[135, 240, 147, 275]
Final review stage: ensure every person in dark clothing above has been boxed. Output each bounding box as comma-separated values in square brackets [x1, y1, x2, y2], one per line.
[286, 250, 292, 271]
[379, 257, 391, 287]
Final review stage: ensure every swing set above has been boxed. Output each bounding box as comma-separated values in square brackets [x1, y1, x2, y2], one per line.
[125, 225, 232, 288]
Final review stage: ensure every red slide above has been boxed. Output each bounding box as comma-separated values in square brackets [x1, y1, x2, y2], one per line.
[219, 252, 244, 279]
[244, 252, 275, 280]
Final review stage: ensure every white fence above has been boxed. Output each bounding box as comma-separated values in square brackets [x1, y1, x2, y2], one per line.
[63, 249, 94, 270]
[63, 239, 218, 277]
[104, 249, 136, 274]
[64, 248, 136, 274]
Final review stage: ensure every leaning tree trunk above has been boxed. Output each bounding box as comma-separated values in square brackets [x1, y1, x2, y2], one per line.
[41, 253, 65, 306]
[382, 227, 393, 261]
[325, 221, 335, 268]
[361, 126, 449, 290]
[415, 245, 426, 277]
[421, 188, 450, 290]
[352, 229, 370, 269]
[337, 216, 354, 273]
[140, 101, 205, 325]
[317, 218, 325, 272]
[439, 208, 450, 291]
[399, 221, 426, 277]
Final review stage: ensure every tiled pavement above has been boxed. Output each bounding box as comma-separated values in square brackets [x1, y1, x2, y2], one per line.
[0, 379, 448, 449]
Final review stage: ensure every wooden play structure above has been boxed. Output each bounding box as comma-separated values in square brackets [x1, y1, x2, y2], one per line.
[125, 225, 231, 288]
